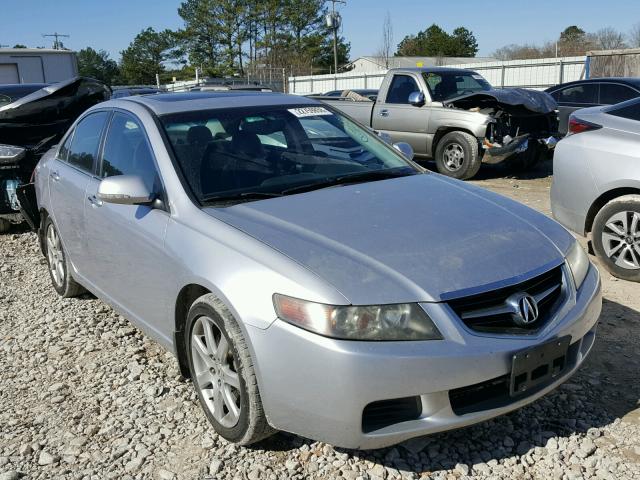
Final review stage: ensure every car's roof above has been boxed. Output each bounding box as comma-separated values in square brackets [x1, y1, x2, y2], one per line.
[546, 77, 640, 91]
[120, 91, 318, 115]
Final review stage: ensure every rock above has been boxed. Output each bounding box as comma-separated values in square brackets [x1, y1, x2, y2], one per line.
[454, 463, 469, 475]
[124, 456, 145, 472]
[517, 441, 532, 456]
[285, 459, 300, 470]
[17, 444, 32, 456]
[0, 472, 21, 480]
[576, 438, 596, 458]
[37, 450, 60, 465]
[157, 469, 175, 480]
[209, 459, 223, 475]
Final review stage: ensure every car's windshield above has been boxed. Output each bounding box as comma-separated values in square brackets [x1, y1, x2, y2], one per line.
[423, 71, 492, 102]
[161, 104, 419, 204]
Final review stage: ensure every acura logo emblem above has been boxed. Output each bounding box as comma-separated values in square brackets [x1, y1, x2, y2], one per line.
[506, 292, 539, 326]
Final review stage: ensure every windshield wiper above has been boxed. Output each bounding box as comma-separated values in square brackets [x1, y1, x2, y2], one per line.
[282, 169, 417, 195]
[201, 191, 283, 204]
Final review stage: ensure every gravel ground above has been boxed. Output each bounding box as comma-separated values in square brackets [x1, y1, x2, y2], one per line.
[1, 160, 639, 480]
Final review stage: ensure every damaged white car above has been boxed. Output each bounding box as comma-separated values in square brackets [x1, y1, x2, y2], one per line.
[318, 67, 559, 179]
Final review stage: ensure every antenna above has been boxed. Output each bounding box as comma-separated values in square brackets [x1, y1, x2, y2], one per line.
[42, 32, 70, 50]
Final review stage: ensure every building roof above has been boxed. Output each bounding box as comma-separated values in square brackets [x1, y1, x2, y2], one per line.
[0, 48, 75, 55]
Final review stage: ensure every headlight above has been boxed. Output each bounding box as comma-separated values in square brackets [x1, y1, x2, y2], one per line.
[273, 294, 442, 341]
[0, 144, 26, 164]
[566, 240, 590, 290]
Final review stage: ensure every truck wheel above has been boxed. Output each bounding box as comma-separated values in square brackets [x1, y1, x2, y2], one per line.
[0, 218, 10, 234]
[592, 195, 640, 282]
[186, 293, 275, 445]
[434, 131, 481, 180]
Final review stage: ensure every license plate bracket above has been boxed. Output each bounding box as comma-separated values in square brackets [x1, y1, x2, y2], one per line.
[510, 336, 571, 397]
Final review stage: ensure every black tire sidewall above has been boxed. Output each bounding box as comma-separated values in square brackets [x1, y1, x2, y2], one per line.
[185, 301, 251, 443]
[44, 217, 69, 296]
[435, 132, 478, 180]
[592, 199, 640, 282]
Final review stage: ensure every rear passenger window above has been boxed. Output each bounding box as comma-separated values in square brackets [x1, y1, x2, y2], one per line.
[386, 75, 420, 104]
[66, 112, 109, 172]
[599, 84, 638, 105]
[554, 84, 598, 105]
[101, 113, 159, 192]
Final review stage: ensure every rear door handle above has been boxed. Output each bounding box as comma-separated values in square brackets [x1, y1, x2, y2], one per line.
[87, 195, 103, 208]
[50, 171, 60, 182]
[379, 109, 389, 117]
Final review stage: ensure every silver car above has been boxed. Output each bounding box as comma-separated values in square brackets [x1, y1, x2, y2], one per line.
[552, 97, 640, 282]
[34, 92, 601, 449]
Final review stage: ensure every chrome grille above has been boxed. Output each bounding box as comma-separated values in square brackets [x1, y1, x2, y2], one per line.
[447, 265, 565, 334]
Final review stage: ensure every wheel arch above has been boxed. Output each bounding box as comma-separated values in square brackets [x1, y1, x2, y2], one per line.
[585, 187, 640, 234]
[37, 207, 50, 255]
[431, 127, 480, 158]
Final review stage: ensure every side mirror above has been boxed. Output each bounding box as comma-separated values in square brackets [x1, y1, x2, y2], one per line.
[393, 142, 414, 160]
[97, 175, 154, 205]
[408, 91, 425, 107]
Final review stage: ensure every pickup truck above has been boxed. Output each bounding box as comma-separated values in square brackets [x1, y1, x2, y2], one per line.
[316, 67, 559, 180]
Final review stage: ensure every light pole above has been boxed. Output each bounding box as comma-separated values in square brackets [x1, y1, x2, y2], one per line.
[325, 0, 345, 74]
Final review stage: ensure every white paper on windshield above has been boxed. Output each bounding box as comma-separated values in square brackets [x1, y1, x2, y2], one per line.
[288, 106, 332, 117]
[472, 74, 485, 80]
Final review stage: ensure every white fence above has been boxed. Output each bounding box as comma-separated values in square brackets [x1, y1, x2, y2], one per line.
[288, 56, 587, 95]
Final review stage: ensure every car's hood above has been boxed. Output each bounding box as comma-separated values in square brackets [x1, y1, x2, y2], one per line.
[444, 88, 557, 114]
[204, 174, 573, 304]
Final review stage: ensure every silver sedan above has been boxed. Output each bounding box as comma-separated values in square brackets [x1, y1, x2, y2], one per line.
[552, 97, 640, 282]
[34, 91, 601, 449]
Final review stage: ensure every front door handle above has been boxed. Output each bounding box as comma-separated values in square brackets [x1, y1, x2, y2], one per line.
[379, 109, 389, 117]
[87, 195, 103, 208]
[50, 171, 60, 182]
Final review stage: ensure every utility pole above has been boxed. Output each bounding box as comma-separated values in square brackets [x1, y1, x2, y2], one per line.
[42, 32, 70, 50]
[325, 0, 345, 74]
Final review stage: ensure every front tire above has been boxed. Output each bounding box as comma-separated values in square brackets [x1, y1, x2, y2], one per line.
[434, 131, 481, 180]
[43, 217, 85, 297]
[592, 195, 640, 282]
[0, 218, 10, 234]
[186, 293, 274, 445]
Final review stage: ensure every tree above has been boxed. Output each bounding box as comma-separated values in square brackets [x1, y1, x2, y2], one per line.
[396, 24, 478, 57]
[12, 44, 27, 48]
[376, 11, 393, 68]
[120, 28, 176, 85]
[594, 27, 626, 50]
[77, 47, 120, 85]
[630, 23, 640, 48]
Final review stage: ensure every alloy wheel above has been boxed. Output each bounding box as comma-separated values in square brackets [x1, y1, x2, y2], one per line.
[191, 316, 242, 428]
[601, 210, 640, 270]
[443, 143, 465, 171]
[46, 224, 65, 287]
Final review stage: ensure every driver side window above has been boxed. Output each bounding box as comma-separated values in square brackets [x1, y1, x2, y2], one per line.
[386, 75, 420, 104]
[100, 113, 159, 193]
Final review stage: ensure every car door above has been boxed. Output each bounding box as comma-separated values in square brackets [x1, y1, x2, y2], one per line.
[372, 73, 430, 155]
[83, 111, 174, 335]
[551, 83, 599, 135]
[49, 111, 110, 275]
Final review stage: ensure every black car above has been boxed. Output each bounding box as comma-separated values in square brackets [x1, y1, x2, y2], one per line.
[0, 77, 111, 231]
[545, 78, 640, 135]
[111, 87, 163, 98]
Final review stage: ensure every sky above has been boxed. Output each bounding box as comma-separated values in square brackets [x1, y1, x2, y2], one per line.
[2, 0, 640, 61]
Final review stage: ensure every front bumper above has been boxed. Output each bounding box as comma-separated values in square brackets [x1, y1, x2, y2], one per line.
[247, 265, 601, 449]
[483, 134, 558, 165]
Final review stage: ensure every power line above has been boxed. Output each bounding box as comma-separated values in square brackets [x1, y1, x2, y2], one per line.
[42, 32, 70, 50]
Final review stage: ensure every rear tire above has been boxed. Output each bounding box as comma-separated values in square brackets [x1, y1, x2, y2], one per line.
[510, 142, 542, 172]
[592, 195, 640, 282]
[43, 217, 85, 297]
[186, 293, 275, 445]
[434, 131, 481, 180]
